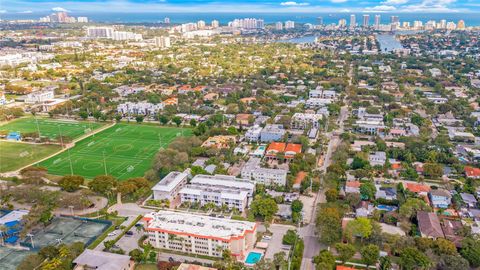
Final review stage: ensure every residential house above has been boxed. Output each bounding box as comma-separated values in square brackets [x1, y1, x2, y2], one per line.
[291, 113, 323, 129]
[460, 193, 478, 208]
[369, 151, 387, 166]
[417, 211, 444, 239]
[465, 166, 480, 179]
[73, 249, 134, 270]
[265, 142, 302, 160]
[429, 189, 452, 209]
[260, 124, 285, 142]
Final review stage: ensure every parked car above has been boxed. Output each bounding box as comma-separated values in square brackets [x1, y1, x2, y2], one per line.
[107, 232, 117, 237]
[262, 235, 272, 240]
[125, 231, 134, 236]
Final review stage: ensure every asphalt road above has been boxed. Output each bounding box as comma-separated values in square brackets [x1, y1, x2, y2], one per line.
[299, 70, 350, 270]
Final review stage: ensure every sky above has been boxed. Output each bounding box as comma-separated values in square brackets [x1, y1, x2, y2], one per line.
[1, 0, 479, 14]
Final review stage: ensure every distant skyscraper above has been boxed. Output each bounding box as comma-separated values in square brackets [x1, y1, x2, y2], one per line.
[197, 20, 206, 29]
[363, 14, 370, 27]
[229, 18, 264, 29]
[350, 14, 356, 28]
[338, 19, 347, 28]
[457, 20, 465, 30]
[317, 17, 323, 25]
[374, 15, 381, 28]
[285, 20, 295, 29]
[77, 17, 88, 23]
[211, 20, 219, 28]
[413, 20, 423, 29]
[275, 22, 283, 30]
[390, 16, 399, 24]
[164, 17, 170, 24]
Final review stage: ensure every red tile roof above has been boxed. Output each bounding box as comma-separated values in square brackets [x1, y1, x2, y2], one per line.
[465, 166, 480, 178]
[285, 143, 302, 154]
[267, 142, 286, 153]
[337, 265, 357, 270]
[406, 183, 431, 193]
[346, 181, 361, 188]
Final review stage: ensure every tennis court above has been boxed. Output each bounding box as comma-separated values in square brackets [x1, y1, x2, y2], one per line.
[0, 117, 104, 140]
[0, 216, 109, 270]
[27, 216, 109, 248]
[39, 123, 191, 179]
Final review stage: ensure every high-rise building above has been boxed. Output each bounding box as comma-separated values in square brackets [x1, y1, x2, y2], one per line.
[57, 12, 68, 23]
[197, 20, 206, 29]
[164, 17, 170, 24]
[350, 14, 356, 28]
[446, 21, 456, 30]
[112, 31, 142, 41]
[211, 20, 219, 28]
[155, 36, 171, 48]
[413, 20, 423, 29]
[363, 14, 370, 28]
[275, 22, 283, 31]
[317, 17, 323, 25]
[374, 15, 381, 29]
[402, 22, 410, 28]
[338, 19, 347, 28]
[285, 20, 295, 29]
[390, 16, 399, 25]
[77, 17, 88, 23]
[439, 19, 447, 29]
[86, 26, 114, 38]
[228, 18, 264, 29]
[457, 20, 465, 30]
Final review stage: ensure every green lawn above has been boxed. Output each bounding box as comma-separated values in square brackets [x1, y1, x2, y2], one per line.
[0, 117, 105, 140]
[0, 141, 62, 172]
[39, 123, 191, 180]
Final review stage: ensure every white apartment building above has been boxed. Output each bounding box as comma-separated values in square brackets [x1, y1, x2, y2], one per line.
[291, 113, 323, 129]
[143, 210, 257, 258]
[241, 157, 288, 186]
[155, 36, 171, 48]
[179, 174, 255, 212]
[117, 102, 164, 116]
[285, 21, 295, 29]
[112, 31, 143, 41]
[305, 98, 332, 108]
[24, 89, 55, 104]
[77, 17, 89, 23]
[86, 26, 114, 38]
[245, 125, 262, 142]
[152, 170, 189, 201]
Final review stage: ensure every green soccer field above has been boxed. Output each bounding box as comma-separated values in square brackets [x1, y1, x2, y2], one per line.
[0, 117, 105, 140]
[38, 123, 192, 180]
[0, 141, 62, 173]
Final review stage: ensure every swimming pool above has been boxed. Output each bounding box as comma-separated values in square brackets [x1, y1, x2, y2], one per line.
[245, 251, 262, 264]
[376, 205, 398, 212]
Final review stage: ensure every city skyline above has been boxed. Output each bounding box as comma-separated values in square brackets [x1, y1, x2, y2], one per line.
[2, 0, 480, 14]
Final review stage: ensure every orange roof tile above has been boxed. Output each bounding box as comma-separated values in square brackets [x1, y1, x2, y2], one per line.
[465, 166, 480, 178]
[346, 181, 361, 188]
[267, 142, 286, 153]
[406, 183, 431, 193]
[295, 171, 307, 185]
[285, 143, 302, 154]
[337, 266, 357, 270]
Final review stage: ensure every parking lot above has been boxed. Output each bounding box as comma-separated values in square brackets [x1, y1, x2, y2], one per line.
[263, 224, 295, 259]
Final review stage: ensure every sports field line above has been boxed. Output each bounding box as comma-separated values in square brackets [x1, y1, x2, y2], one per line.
[10, 122, 116, 175]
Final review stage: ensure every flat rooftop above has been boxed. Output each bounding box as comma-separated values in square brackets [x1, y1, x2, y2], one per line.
[145, 210, 256, 241]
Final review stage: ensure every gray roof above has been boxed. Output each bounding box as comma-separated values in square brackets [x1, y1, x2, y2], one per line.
[460, 193, 477, 203]
[73, 249, 131, 270]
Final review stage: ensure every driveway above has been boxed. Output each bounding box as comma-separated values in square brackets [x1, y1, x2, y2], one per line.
[109, 203, 153, 216]
[94, 215, 139, 251]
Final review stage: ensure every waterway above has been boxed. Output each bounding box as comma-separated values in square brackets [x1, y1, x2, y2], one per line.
[376, 34, 404, 53]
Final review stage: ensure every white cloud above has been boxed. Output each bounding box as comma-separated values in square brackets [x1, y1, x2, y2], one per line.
[364, 5, 397, 11]
[382, 0, 409, 4]
[280, 1, 309, 6]
[402, 0, 458, 12]
[18, 10, 32, 13]
[331, 0, 348, 3]
[52, 7, 69, 12]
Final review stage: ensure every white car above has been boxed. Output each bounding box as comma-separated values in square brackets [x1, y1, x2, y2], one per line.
[262, 235, 272, 240]
[107, 232, 117, 237]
